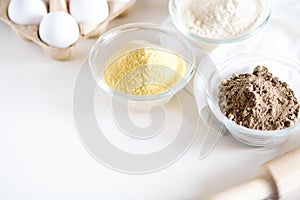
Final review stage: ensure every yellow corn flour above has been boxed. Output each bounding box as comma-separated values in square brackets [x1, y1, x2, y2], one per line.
[103, 40, 187, 95]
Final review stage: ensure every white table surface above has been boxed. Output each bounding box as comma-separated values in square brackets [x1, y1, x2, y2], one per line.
[1, 0, 300, 199]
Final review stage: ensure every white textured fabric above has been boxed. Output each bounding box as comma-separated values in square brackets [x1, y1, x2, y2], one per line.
[271, 0, 300, 20]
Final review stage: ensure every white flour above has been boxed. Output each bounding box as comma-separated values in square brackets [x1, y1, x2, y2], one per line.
[178, 0, 263, 40]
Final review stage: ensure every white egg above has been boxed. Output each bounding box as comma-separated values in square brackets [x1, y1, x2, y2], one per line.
[8, 0, 48, 25]
[39, 11, 80, 48]
[69, 0, 109, 24]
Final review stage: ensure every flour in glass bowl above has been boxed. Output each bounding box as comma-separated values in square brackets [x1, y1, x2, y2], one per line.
[177, 0, 263, 40]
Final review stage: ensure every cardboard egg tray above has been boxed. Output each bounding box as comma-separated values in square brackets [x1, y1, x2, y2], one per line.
[0, 0, 137, 60]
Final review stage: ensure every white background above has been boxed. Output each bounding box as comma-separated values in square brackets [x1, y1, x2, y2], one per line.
[1, 0, 300, 199]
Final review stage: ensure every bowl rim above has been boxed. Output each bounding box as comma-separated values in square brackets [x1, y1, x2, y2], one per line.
[206, 53, 300, 137]
[88, 22, 197, 101]
[168, 0, 271, 44]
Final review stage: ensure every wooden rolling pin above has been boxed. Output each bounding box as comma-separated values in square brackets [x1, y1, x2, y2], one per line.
[208, 147, 300, 200]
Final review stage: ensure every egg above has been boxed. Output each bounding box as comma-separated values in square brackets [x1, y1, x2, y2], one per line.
[69, 0, 109, 24]
[8, 0, 47, 25]
[39, 11, 80, 48]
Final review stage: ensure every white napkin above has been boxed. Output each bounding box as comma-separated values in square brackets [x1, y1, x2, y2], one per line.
[271, 0, 300, 21]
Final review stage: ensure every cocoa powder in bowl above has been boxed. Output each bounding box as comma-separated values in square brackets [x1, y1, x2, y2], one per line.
[218, 66, 300, 130]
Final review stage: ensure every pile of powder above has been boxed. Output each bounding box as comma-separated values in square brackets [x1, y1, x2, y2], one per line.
[218, 66, 300, 130]
[177, 0, 263, 40]
[103, 40, 186, 95]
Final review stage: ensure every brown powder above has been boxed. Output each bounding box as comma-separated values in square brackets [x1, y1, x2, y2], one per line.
[218, 66, 300, 130]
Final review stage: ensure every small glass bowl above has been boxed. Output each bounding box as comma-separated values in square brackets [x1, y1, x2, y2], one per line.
[169, 0, 271, 45]
[89, 23, 197, 110]
[206, 54, 300, 146]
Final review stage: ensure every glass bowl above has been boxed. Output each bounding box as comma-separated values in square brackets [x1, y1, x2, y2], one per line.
[89, 23, 197, 110]
[169, 0, 271, 45]
[206, 54, 300, 146]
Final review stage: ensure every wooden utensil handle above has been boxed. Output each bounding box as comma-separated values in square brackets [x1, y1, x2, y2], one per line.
[207, 175, 276, 200]
[208, 147, 300, 200]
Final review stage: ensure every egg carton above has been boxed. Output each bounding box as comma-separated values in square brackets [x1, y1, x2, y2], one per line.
[0, 0, 137, 60]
